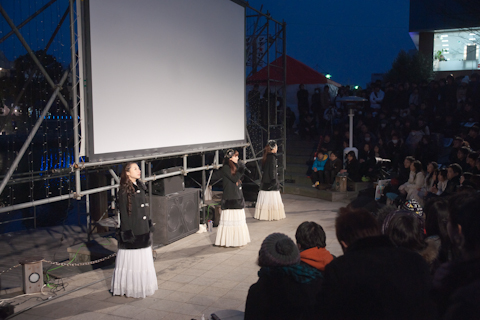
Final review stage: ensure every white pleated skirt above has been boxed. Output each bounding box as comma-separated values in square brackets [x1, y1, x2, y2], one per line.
[111, 246, 158, 298]
[254, 190, 286, 221]
[215, 208, 251, 247]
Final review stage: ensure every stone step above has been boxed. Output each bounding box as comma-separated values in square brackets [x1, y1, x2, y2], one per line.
[284, 173, 312, 186]
[284, 183, 358, 202]
[286, 154, 311, 165]
[285, 163, 308, 175]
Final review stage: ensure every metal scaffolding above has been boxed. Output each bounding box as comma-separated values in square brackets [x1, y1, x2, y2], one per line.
[0, 1, 286, 232]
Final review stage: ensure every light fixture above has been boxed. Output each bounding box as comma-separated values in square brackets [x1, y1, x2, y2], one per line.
[442, 40, 448, 42]
[442, 44, 449, 46]
[469, 38, 476, 41]
[440, 35, 448, 38]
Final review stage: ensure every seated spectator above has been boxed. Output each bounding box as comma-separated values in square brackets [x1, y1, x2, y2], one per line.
[324, 151, 342, 185]
[386, 134, 407, 173]
[424, 198, 453, 266]
[456, 146, 470, 173]
[373, 144, 387, 159]
[466, 152, 479, 174]
[369, 85, 384, 110]
[465, 125, 480, 151]
[432, 196, 480, 319]
[311, 150, 328, 188]
[429, 168, 448, 197]
[245, 233, 323, 320]
[340, 151, 361, 182]
[358, 143, 376, 180]
[441, 163, 462, 197]
[298, 113, 317, 141]
[385, 212, 440, 273]
[295, 221, 334, 273]
[419, 162, 438, 199]
[399, 160, 425, 203]
[448, 136, 464, 165]
[405, 124, 425, 155]
[415, 136, 438, 170]
[317, 207, 435, 320]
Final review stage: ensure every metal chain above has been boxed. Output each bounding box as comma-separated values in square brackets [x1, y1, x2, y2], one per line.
[0, 264, 21, 277]
[42, 253, 117, 267]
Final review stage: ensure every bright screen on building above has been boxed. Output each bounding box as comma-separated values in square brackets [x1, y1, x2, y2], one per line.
[433, 28, 480, 72]
[85, 0, 245, 161]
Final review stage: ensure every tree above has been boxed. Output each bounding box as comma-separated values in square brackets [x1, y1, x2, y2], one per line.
[385, 50, 433, 84]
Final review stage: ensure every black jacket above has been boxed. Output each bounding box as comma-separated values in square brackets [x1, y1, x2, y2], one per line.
[117, 181, 152, 249]
[245, 265, 323, 320]
[221, 162, 245, 210]
[261, 153, 279, 191]
[442, 175, 461, 197]
[317, 236, 436, 320]
[325, 158, 342, 175]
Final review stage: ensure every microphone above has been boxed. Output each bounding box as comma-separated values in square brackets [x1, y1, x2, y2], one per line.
[239, 160, 251, 173]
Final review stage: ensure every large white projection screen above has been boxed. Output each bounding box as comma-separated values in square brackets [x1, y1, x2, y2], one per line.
[86, 0, 245, 161]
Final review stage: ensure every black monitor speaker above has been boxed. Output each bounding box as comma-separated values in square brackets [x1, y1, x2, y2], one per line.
[151, 167, 184, 196]
[150, 188, 199, 247]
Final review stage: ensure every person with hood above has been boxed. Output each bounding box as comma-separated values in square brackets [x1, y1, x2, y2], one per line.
[311, 150, 328, 188]
[295, 221, 334, 273]
[255, 140, 286, 221]
[245, 233, 323, 320]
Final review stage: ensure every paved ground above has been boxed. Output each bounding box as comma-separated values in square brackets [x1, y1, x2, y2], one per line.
[1, 194, 346, 320]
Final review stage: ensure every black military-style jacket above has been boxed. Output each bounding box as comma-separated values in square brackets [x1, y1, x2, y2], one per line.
[221, 162, 245, 210]
[117, 181, 152, 249]
[261, 153, 279, 191]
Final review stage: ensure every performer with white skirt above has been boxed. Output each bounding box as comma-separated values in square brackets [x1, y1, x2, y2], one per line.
[111, 162, 158, 298]
[254, 140, 286, 221]
[215, 149, 251, 247]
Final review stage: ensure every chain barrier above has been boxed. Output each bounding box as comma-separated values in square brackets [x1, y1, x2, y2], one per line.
[0, 264, 21, 277]
[0, 253, 117, 277]
[41, 253, 117, 267]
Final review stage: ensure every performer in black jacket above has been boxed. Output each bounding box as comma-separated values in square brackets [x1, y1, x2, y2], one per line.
[254, 140, 286, 221]
[215, 149, 251, 247]
[111, 162, 158, 298]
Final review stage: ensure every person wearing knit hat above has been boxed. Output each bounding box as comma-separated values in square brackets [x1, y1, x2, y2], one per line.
[245, 233, 323, 320]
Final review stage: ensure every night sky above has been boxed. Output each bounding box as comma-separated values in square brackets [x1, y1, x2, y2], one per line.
[0, 0, 416, 88]
[247, 0, 416, 87]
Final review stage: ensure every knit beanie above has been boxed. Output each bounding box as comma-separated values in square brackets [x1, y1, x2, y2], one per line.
[258, 233, 301, 267]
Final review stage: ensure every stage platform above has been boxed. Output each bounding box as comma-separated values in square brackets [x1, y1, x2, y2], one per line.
[0, 194, 346, 320]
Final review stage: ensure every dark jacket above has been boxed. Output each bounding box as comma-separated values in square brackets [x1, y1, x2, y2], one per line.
[317, 236, 436, 320]
[221, 162, 245, 210]
[245, 264, 324, 320]
[325, 158, 342, 176]
[441, 175, 461, 197]
[117, 181, 152, 250]
[261, 153, 279, 191]
[433, 257, 480, 319]
[345, 159, 361, 182]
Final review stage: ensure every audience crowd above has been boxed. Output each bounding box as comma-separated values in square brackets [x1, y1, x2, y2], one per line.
[244, 75, 480, 319]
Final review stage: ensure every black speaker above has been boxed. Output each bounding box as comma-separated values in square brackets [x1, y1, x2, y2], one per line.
[150, 188, 200, 246]
[151, 167, 184, 196]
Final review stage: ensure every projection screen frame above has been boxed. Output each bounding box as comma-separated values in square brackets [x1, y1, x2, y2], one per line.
[82, 0, 247, 163]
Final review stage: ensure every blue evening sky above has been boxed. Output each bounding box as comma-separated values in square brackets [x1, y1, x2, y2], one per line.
[247, 0, 416, 87]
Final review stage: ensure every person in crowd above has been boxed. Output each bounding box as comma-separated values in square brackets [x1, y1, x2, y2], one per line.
[255, 141, 286, 221]
[324, 151, 342, 186]
[429, 168, 448, 197]
[405, 124, 425, 155]
[419, 161, 438, 200]
[245, 233, 323, 320]
[369, 85, 384, 110]
[399, 160, 424, 203]
[295, 221, 334, 273]
[297, 83, 309, 116]
[465, 125, 480, 151]
[310, 149, 328, 188]
[298, 113, 317, 141]
[317, 207, 435, 320]
[456, 77, 469, 104]
[456, 146, 470, 173]
[466, 151, 479, 174]
[449, 136, 464, 164]
[311, 88, 322, 122]
[424, 198, 453, 266]
[386, 134, 407, 174]
[340, 151, 361, 182]
[441, 163, 462, 197]
[385, 212, 440, 273]
[415, 135, 438, 170]
[432, 196, 480, 319]
[316, 133, 337, 155]
[397, 155, 415, 186]
[321, 85, 331, 120]
[111, 162, 158, 298]
[373, 143, 387, 159]
[358, 143, 376, 180]
[215, 149, 251, 247]
[285, 107, 296, 133]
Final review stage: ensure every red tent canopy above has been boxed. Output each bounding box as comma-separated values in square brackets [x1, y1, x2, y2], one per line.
[247, 55, 328, 85]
